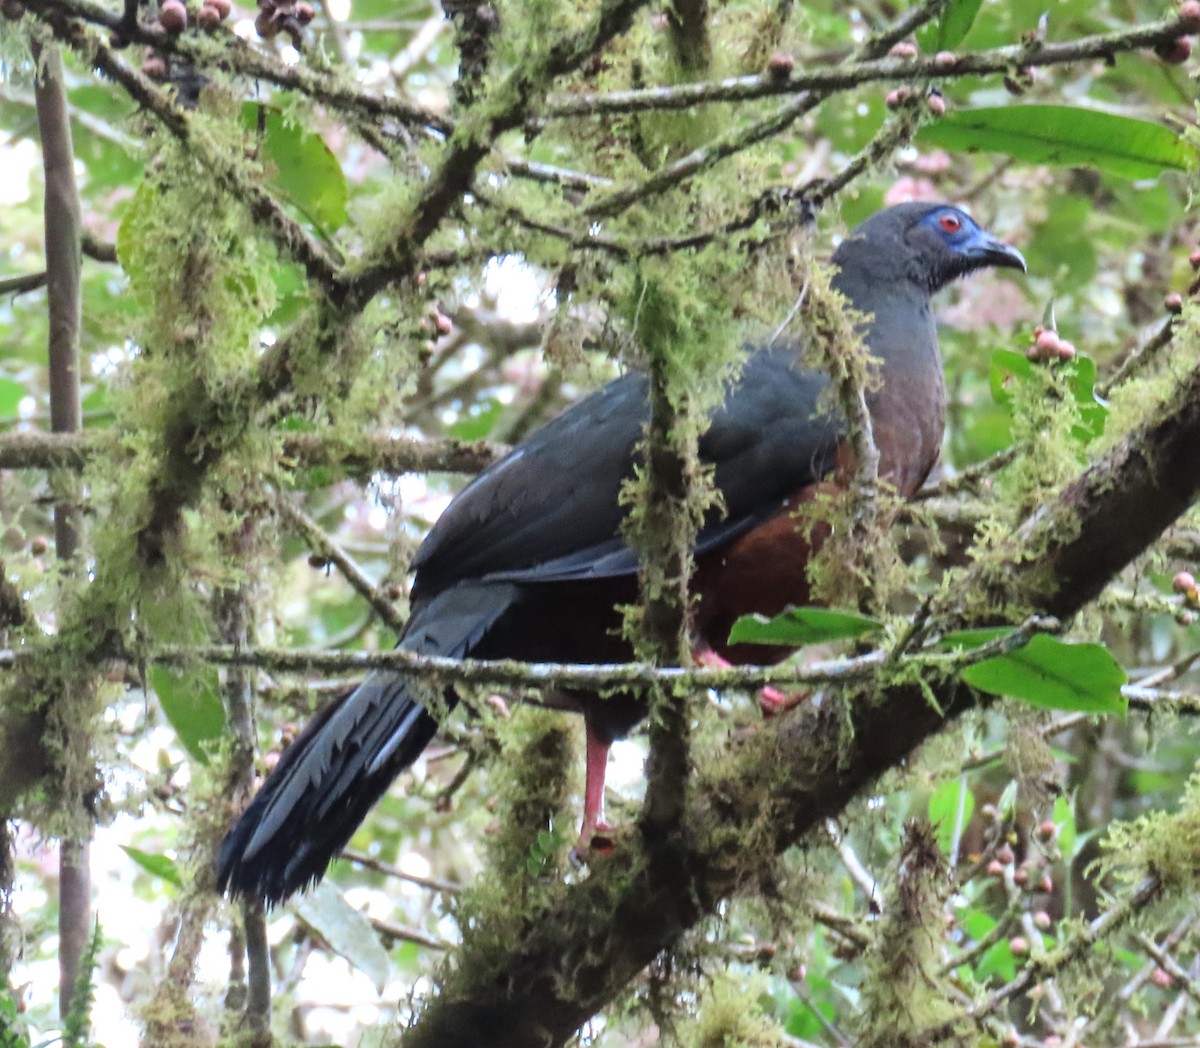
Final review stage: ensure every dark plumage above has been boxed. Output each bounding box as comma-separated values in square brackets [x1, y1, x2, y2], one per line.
[217, 202, 1025, 903]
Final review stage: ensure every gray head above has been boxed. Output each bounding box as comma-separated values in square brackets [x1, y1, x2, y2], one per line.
[833, 202, 1026, 296]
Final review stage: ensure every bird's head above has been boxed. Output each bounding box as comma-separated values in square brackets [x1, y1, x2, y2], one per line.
[834, 202, 1026, 296]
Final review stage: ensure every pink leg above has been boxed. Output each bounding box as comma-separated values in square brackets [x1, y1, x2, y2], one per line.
[573, 721, 615, 855]
[694, 644, 800, 717]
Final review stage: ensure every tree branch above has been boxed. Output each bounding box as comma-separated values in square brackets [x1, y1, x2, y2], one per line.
[395, 350, 1200, 1046]
[536, 14, 1190, 122]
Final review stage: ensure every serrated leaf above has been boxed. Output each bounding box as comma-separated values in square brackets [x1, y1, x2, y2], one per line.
[121, 846, 183, 887]
[728, 607, 882, 647]
[149, 666, 226, 765]
[917, 107, 1194, 180]
[294, 880, 391, 991]
[240, 103, 348, 235]
[929, 778, 975, 855]
[961, 635, 1127, 714]
[917, 0, 983, 50]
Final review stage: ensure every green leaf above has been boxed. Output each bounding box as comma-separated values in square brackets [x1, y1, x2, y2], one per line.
[295, 881, 391, 991]
[938, 626, 1014, 651]
[447, 397, 504, 441]
[961, 635, 1127, 714]
[240, 104, 348, 234]
[149, 666, 226, 765]
[990, 348, 1108, 444]
[0, 378, 27, 418]
[917, 0, 984, 50]
[728, 607, 883, 647]
[976, 938, 1017, 982]
[929, 778, 975, 855]
[916, 107, 1195, 180]
[121, 846, 183, 887]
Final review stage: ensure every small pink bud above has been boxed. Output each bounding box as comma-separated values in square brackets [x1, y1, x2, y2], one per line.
[1179, 0, 1200, 33]
[889, 41, 918, 59]
[933, 50, 957, 69]
[1166, 291, 1185, 314]
[767, 52, 795, 79]
[1010, 936, 1029, 956]
[1173, 570, 1196, 593]
[1034, 329, 1061, 358]
[159, 0, 187, 31]
[1156, 35, 1193, 64]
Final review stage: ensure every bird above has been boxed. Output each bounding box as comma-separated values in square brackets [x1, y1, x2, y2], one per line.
[217, 201, 1025, 903]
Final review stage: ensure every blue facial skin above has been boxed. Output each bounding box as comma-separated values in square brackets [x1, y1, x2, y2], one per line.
[918, 206, 1027, 275]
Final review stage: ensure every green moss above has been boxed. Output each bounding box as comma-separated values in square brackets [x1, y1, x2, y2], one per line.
[855, 819, 956, 1047]
[680, 970, 787, 1048]
[439, 708, 576, 993]
[1102, 768, 1200, 894]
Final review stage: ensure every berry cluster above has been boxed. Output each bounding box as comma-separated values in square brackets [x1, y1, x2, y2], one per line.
[1173, 571, 1198, 626]
[1155, 0, 1200, 63]
[254, 0, 315, 47]
[1026, 325, 1076, 363]
[158, 0, 232, 34]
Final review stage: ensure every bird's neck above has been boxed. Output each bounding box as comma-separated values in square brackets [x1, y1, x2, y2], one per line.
[861, 290, 947, 497]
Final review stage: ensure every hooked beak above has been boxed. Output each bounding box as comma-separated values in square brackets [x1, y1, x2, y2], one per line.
[969, 234, 1027, 274]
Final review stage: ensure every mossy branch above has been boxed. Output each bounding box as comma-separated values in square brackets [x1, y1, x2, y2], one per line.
[534, 14, 1191, 122]
[394, 352, 1200, 1047]
[0, 430, 506, 477]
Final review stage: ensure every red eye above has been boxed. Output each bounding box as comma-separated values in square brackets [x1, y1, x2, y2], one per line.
[939, 213, 962, 233]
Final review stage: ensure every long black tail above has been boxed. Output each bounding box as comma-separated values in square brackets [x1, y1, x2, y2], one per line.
[216, 583, 519, 903]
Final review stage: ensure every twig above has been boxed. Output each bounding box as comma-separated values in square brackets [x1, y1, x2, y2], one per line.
[919, 873, 1163, 1039]
[115, 612, 1058, 693]
[1137, 931, 1200, 1009]
[825, 818, 883, 913]
[42, 15, 347, 297]
[1098, 316, 1177, 397]
[24, 0, 452, 135]
[340, 849, 462, 895]
[275, 496, 407, 635]
[368, 914, 451, 951]
[0, 429, 507, 477]
[535, 15, 1190, 123]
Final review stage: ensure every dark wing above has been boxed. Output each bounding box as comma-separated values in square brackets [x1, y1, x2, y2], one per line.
[410, 344, 844, 597]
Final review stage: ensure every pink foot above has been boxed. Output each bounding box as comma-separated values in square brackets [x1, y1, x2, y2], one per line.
[695, 645, 807, 718]
[758, 685, 806, 718]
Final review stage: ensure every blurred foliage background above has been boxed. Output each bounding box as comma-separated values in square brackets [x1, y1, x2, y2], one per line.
[1, 0, 1200, 1044]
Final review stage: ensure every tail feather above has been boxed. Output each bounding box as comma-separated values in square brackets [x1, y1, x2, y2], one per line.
[216, 583, 519, 903]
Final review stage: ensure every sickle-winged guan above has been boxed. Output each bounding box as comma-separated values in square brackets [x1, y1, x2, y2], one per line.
[218, 202, 1025, 903]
